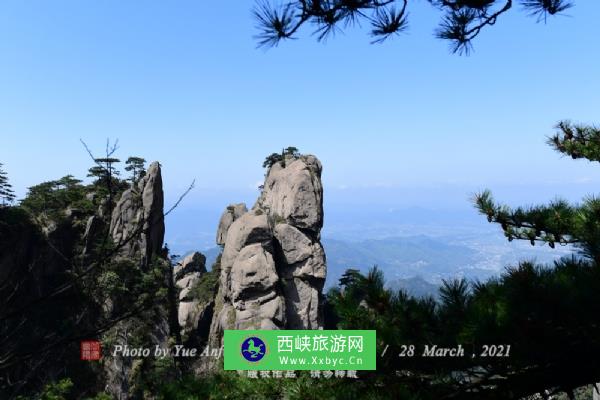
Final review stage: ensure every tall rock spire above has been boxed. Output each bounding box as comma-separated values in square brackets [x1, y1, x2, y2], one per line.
[102, 161, 170, 398]
[109, 161, 165, 267]
[209, 153, 327, 340]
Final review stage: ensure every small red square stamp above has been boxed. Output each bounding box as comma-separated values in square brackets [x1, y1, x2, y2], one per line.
[80, 340, 102, 361]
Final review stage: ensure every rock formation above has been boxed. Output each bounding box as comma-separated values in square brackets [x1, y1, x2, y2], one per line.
[216, 203, 247, 245]
[208, 154, 326, 342]
[103, 162, 170, 399]
[109, 161, 165, 267]
[174, 252, 208, 335]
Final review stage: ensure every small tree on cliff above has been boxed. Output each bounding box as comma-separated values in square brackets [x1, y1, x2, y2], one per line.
[82, 139, 127, 222]
[253, 0, 574, 54]
[1, 141, 195, 398]
[284, 146, 299, 157]
[0, 163, 16, 205]
[125, 156, 146, 183]
[263, 147, 301, 169]
[87, 158, 120, 186]
[263, 152, 283, 168]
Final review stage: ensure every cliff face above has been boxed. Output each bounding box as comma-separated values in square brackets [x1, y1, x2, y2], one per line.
[103, 162, 171, 399]
[1, 160, 173, 399]
[0, 207, 92, 397]
[174, 252, 209, 336]
[109, 161, 165, 268]
[258, 155, 326, 329]
[2, 151, 328, 396]
[257, 154, 324, 234]
[207, 154, 326, 343]
[216, 203, 247, 246]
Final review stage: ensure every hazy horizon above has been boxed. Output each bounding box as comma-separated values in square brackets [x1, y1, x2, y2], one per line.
[2, 1, 598, 283]
[2, 1, 599, 201]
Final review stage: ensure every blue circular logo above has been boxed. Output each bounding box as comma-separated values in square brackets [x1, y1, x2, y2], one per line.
[241, 336, 266, 362]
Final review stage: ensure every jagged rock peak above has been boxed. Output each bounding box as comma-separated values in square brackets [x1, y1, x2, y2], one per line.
[175, 251, 211, 336]
[209, 153, 326, 338]
[255, 154, 323, 233]
[103, 162, 169, 398]
[216, 203, 247, 245]
[109, 161, 165, 267]
[174, 252, 207, 282]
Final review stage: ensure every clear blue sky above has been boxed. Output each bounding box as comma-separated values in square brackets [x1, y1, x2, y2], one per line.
[1, 1, 599, 249]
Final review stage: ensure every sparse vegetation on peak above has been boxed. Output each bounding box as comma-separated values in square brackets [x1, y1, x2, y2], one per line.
[262, 146, 301, 169]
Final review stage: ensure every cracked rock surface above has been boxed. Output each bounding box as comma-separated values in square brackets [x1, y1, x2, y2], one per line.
[208, 154, 326, 341]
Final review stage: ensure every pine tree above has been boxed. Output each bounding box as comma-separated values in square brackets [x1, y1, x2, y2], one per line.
[125, 156, 146, 183]
[87, 158, 120, 185]
[475, 121, 600, 263]
[0, 163, 16, 205]
[262, 147, 300, 169]
[263, 152, 283, 168]
[472, 120, 600, 396]
[56, 174, 82, 190]
[283, 146, 299, 157]
[253, 0, 574, 54]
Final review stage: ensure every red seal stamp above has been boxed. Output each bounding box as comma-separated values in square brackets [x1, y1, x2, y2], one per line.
[80, 340, 102, 361]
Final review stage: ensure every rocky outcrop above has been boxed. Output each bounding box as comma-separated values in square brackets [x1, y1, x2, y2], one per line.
[273, 223, 326, 329]
[209, 154, 326, 341]
[82, 215, 104, 256]
[257, 155, 324, 233]
[103, 162, 170, 399]
[174, 252, 207, 282]
[109, 162, 165, 268]
[1, 161, 174, 399]
[216, 203, 247, 245]
[175, 252, 208, 333]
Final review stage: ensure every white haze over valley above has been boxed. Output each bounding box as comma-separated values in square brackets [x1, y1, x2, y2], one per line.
[165, 184, 578, 289]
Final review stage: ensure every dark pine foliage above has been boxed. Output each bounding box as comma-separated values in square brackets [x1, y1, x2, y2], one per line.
[252, 0, 574, 54]
[0, 151, 172, 399]
[322, 120, 600, 398]
[0, 163, 16, 205]
[326, 259, 600, 398]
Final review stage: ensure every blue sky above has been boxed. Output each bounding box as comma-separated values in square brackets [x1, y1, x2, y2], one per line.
[1, 1, 599, 249]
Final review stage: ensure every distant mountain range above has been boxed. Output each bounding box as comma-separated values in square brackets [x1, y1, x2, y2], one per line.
[322, 236, 477, 287]
[169, 203, 573, 292]
[199, 230, 571, 291]
[387, 276, 440, 299]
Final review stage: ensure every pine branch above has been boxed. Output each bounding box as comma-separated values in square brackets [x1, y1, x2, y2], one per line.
[521, 0, 573, 22]
[370, 2, 409, 43]
[474, 190, 580, 249]
[253, 0, 402, 47]
[548, 121, 600, 163]
[435, 0, 512, 54]
[253, 0, 574, 53]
